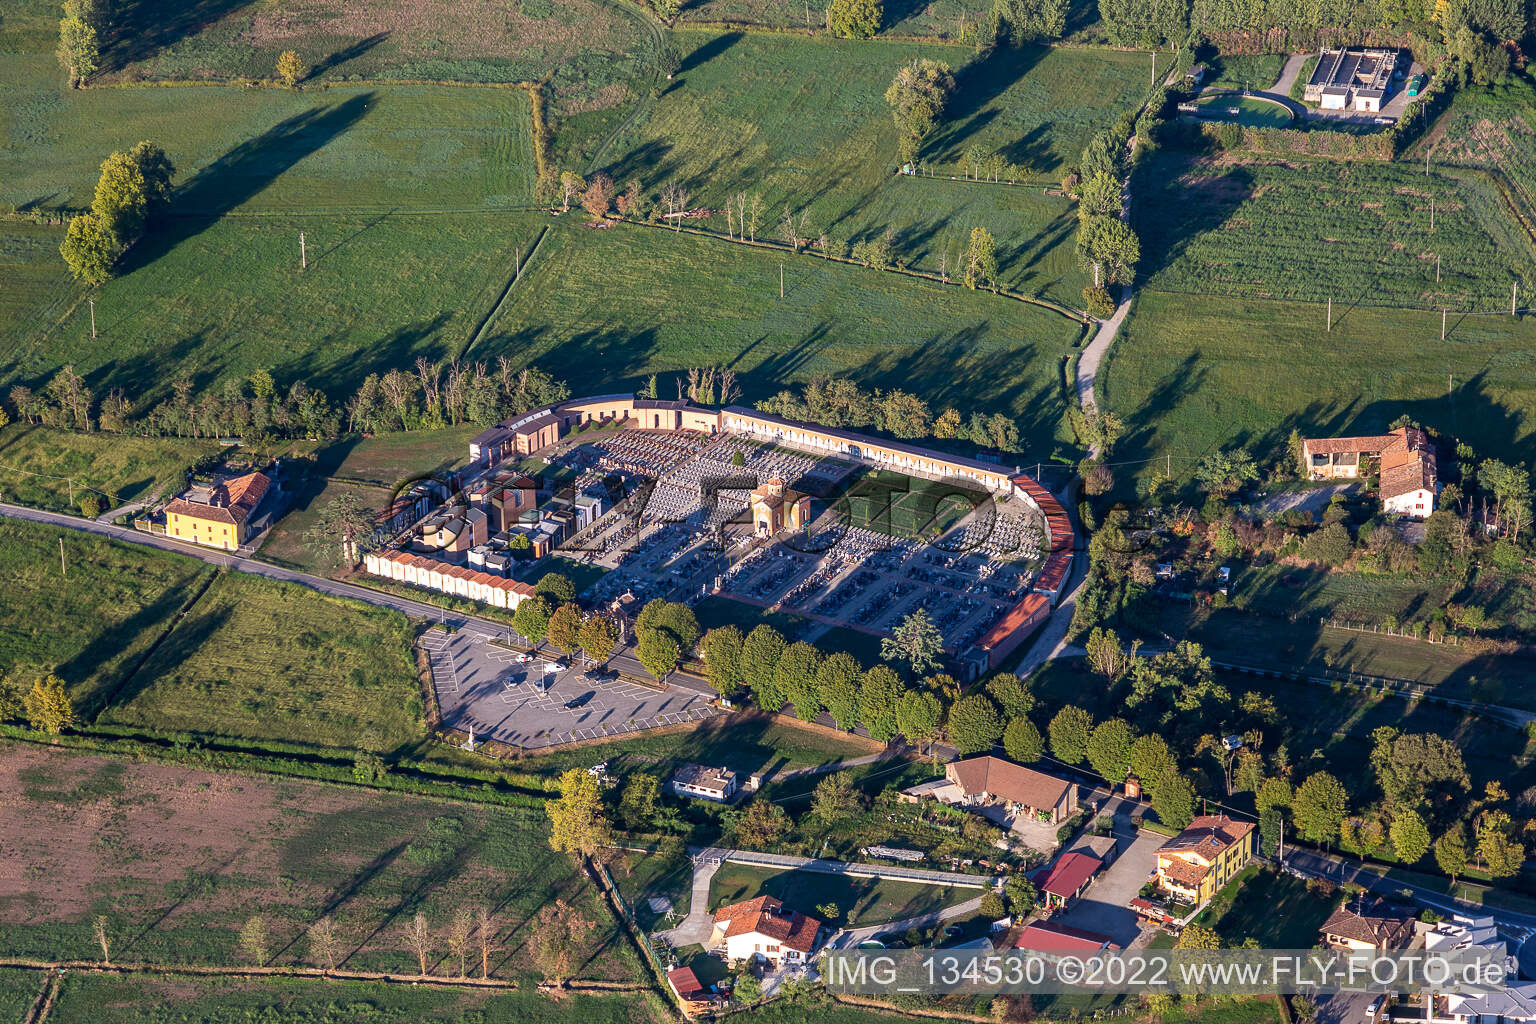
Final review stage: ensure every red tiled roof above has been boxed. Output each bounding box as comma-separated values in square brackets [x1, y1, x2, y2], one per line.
[1379, 451, 1437, 501]
[713, 896, 821, 953]
[1035, 851, 1102, 898]
[978, 593, 1050, 650]
[166, 472, 270, 528]
[1034, 552, 1072, 594]
[1159, 815, 1254, 860]
[948, 756, 1073, 811]
[667, 967, 705, 999]
[1014, 921, 1115, 955]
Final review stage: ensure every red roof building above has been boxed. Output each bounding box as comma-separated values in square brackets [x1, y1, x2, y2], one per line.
[1033, 851, 1103, 907]
[1014, 920, 1116, 957]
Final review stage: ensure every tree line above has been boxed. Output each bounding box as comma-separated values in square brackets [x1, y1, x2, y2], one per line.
[757, 376, 1023, 450]
[60, 141, 175, 285]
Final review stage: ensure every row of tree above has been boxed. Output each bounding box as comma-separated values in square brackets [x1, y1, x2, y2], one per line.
[1068, 133, 1140, 316]
[756, 376, 1022, 450]
[60, 141, 175, 285]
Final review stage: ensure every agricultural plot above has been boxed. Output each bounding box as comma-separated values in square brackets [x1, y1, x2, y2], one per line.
[98, 571, 423, 751]
[1133, 152, 1536, 310]
[1416, 71, 1536, 230]
[677, 0, 992, 37]
[596, 31, 1148, 304]
[0, 745, 640, 982]
[480, 222, 1085, 451]
[0, 518, 213, 715]
[1099, 290, 1536, 494]
[0, 424, 222, 514]
[0, 970, 41, 1023]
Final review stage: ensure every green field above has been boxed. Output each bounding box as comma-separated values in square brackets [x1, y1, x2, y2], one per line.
[0, 518, 214, 713]
[46, 974, 660, 1024]
[1189, 93, 1295, 127]
[1192, 866, 1339, 948]
[481, 222, 1084, 448]
[1133, 153, 1536, 310]
[592, 31, 1149, 305]
[1203, 54, 1287, 92]
[708, 863, 971, 927]
[0, 424, 222, 514]
[99, 571, 423, 751]
[1099, 290, 1536, 492]
[0, 746, 640, 982]
[259, 427, 478, 571]
[0, 968, 43, 1023]
[1414, 70, 1536, 229]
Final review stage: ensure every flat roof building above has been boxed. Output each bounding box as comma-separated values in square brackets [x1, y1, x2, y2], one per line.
[1304, 47, 1397, 112]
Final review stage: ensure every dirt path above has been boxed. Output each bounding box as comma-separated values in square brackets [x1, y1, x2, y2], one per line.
[1271, 53, 1308, 96]
[1075, 284, 1131, 416]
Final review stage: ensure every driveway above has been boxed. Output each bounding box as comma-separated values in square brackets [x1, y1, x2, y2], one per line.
[656, 847, 726, 949]
[1054, 798, 1162, 948]
[1254, 482, 1357, 518]
[1272, 53, 1309, 96]
[973, 803, 1062, 857]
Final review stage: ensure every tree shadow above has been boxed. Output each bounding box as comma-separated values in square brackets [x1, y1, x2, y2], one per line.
[926, 44, 1048, 161]
[309, 32, 392, 80]
[677, 31, 743, 76]
[103, 0, 260, 72]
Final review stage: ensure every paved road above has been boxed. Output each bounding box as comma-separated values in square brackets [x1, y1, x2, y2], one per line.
[828, 894, 988, 950]
[1272, 53, 1308, 96]
[1075, 284, 1131, 420]
[656, 847, 728, 948]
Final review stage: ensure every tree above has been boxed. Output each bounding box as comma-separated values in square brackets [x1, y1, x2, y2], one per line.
[239, 915, 270, 966]
[1302, 522, 1353, 567]
[817, 652, 863, 729]
[303, 492, 377, 568]
[741, 624, 787, 699]
[1435, 826, 1469, 886]
[546, 604, 583, 655]
[476, 907, 498, 978]
[535, 572, 577, 604]
[94, 150, 149, 241]
[276, 49, 307, 87]
[24, 674, 75, 734]
[884, 58, 954, 163]
[1077, 216, 1139, 286]
[1390, 808, 1432, 865]
[129, 140, 175, 214]
[1152, 768, 1195, 830]
[308, 916, 342, 972]
[1077, 173, 1122, 219]
[578, 615, 619, 664]
[618, 773, 661, 832]
[1048, 705, 1093, 765]
[530, 899, 593, 986]
[827, 0, 882, 37]
[1004, 875, 1037, 915]
[1370, 727, 1470, 816]
[985, 675, 1034, 719]
[1129, 734, 1176, 791]
[991, 0, 1068, 43]
[1476, 811, 1525, 879]
[896, 690, 944, 754]
[963, 226, 999, 290]
[406, 912, 433, 976]
[57, 11, 99, 87]
[948, 694, 1004, 755]
[94, 914, 111, 964]
[701, 625, 746, 696]
[558, 171, 585, 212]
[546, 768, 611, 858]
[735, 973, 764, 1003]
[582, 172, 615, 218]
[1259, 806, 1284, 858]
[636, 599, 699, 655]
[512, 595, 552, 645]
[858, 665, 902, 742]
[446, 907, 475, 978]
[735, 800, 789, 849]
[1084, 626, 1132, 681]
[979, 890, 1007, 918]
[882, 607, 944, 674]
[60, 213, 118, 285]
[1195, 449, 1259, 499]
[635, 628, 681, 680]
[811, 772, 862, 826]
[1293, 771, 1349, 847]
[1177, 924, 1221, 950]
[776, 641, 824, 720]
[1003, 717, 1044, 763]
[1086, 718, 1134, 786]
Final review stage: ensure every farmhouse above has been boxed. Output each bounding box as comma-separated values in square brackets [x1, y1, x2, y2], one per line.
[712, 896, 821, 967]
[1319, 894, 1417, 951]
[1301, 426, 1438, 518]
[1153, 815, 1254, 906]
[164, 471, 271, 551]
[669, 763, 740, 802]
[1303, 47, 1396, 112]
[941, 755, 1079, 824]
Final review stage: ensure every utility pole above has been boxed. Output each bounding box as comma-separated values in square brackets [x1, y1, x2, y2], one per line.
[1436, 253, 1441, 283]
[68, 477, 73, 504]
[1425, 142, 1433, 178]
[1442, 308, 1447, 341]
[1150, 52, 1156, 88]
[300, 231, 307, 270]
[89, 298, 96, 340]
[1327, 296, 1332, 331]
[60, 537, 67, 577]
[779, 264, 784, 299]
[1430, 195, 1435, 231]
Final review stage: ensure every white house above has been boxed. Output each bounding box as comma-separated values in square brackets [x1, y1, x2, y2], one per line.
[712, 896, 821, 967]
[668, 763, 739, 802]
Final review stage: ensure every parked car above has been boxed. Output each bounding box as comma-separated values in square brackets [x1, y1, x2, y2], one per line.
[565, 692, 594, 710]
[1366, 997, 1384, 1021]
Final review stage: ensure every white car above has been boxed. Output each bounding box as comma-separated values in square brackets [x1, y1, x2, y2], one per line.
[1366, 997, 1384, 1020]
[514, 652, 533, 664]
[543, 661, 562, 674]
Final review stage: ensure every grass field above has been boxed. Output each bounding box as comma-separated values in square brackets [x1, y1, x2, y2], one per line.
[1414, 70, 1536, 228]
[0, 745, 640, 982]
[1190, 93, 1295, 127]
[1204, 54, 1288, 91]
[1133, 153, 1536, 310]
[98, 571, 423, 751]
[259, 427, 478, 571]
[0, 424, 222, 514]
[1098, 290, 1536, 493]
[481, 222, 1084, 449]
[592, 31, 1149, 305]
[0, 518, 214, 714]
[1192, 865, 1339, 948]
[46, 973, 660, 1024]
[0, 968, 43, 1023]
[708, 863, 971, 927]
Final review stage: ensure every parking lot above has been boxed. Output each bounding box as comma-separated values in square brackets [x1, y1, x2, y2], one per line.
[420, 626, 722, 749]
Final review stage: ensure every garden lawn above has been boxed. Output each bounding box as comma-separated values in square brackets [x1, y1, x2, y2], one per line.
[1192, 865, 1339, 948]
[0, 518, 212, 714]
[98, 570, 424, 751]
[0, 745, 642, 982]
[46, 974, 661, 1024]
[1132, 152, 1536, 310]
[708, 863, 971, 927]
[596, 31, 1149, 304]
[481, 222, 1085, 453]
[258, 427, 478, 571]
[0, 424, 222, 514]
[1098, 290, 1536, 495]
[1, 65, 536, 212]
[1, 213, 540, 409]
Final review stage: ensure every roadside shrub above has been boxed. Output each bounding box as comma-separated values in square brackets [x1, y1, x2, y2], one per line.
[78, 494, 101, 518]
[1082, 285, 1116, 318]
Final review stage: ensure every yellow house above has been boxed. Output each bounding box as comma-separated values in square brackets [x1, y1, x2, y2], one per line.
[164, 472, 271, 551]
[1154, 815, 1255, 906]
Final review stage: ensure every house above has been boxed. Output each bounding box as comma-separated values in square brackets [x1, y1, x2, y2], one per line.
[1303, 47, 1396, 112]
[1154, 815, 1255, 906]
[1429, 914, 1532, 1023]
[164, 471, 271, 551]
[1186, 63, 1208, 85]
[1014, 920, 1116, 958]
[1300, 426, 1438, 518]
[1320, 894, 1418, 951]
[669, 763, 739, 802]
[666, 967, 716, 1018]
[749, 477, 811, 536]
[942, 755, 1079, 824]
[1032, 851, 1103, 909]
[413, 506, 489, 558]
[712, 896, 821, 967]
